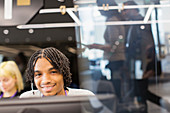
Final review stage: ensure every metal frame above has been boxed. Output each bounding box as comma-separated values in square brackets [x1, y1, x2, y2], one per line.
[17, 4, 170, 29]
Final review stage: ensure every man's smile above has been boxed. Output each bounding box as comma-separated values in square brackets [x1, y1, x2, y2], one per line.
[40, 83, 56, 92]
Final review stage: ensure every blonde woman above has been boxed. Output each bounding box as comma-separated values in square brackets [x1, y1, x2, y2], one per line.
[0, 61, 24, 98]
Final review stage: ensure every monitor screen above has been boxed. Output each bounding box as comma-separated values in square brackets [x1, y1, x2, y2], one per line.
[0, 94, 116, 113]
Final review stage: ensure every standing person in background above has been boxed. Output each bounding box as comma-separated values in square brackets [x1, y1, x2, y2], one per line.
[122, 1, 155, 72]
[87, 0, 126, 102]
[20, 47, 94, 98]
[0, 61, 24, 98]
[121, 1, 170, 113]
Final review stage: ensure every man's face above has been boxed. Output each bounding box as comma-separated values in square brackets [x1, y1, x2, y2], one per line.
[34, 58, 65, 96]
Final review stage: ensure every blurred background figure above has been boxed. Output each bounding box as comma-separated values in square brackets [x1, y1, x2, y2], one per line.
[15, 52, 27, 75]
[120, 1, 169, 113]
[87, 0, 126, 102]
[0, 61, 24, 98]
[2, 56, 8, 62]
[15, 52, 30, 91]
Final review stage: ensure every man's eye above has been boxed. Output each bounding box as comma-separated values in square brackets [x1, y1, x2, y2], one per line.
[34, 73, 41, 77]
[51, 71, 58, 74]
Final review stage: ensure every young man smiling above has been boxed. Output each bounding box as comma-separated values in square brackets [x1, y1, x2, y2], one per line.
[20, 47, 94, 97]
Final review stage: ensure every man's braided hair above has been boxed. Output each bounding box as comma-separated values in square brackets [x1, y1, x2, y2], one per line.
[25, 47, 72, 88]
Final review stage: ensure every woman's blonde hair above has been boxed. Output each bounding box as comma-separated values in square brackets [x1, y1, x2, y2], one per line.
[0, 61, 24, 93]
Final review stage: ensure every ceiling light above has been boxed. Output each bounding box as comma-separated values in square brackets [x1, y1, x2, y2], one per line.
[4, 0, 13, 19]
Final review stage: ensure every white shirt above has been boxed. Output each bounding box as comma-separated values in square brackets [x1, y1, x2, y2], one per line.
[20, 88, 95, 98]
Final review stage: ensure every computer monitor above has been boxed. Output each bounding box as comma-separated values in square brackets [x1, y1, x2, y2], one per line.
[0, 94, 116, 113]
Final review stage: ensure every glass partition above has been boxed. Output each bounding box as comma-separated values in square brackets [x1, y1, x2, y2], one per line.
[0, 0, 170, 113]
[75, 0, 170, 113]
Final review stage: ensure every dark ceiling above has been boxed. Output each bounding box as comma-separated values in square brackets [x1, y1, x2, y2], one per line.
[0, 0, 76, 57]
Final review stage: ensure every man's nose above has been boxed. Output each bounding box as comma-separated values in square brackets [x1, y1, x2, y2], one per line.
[41, 73, 51, 84]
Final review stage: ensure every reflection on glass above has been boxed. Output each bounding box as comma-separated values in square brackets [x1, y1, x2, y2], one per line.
[77, 0, 170, 113]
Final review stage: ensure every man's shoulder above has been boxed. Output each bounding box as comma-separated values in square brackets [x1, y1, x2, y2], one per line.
[68, 88, 95, 96]
[19, 90, 42, 98]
